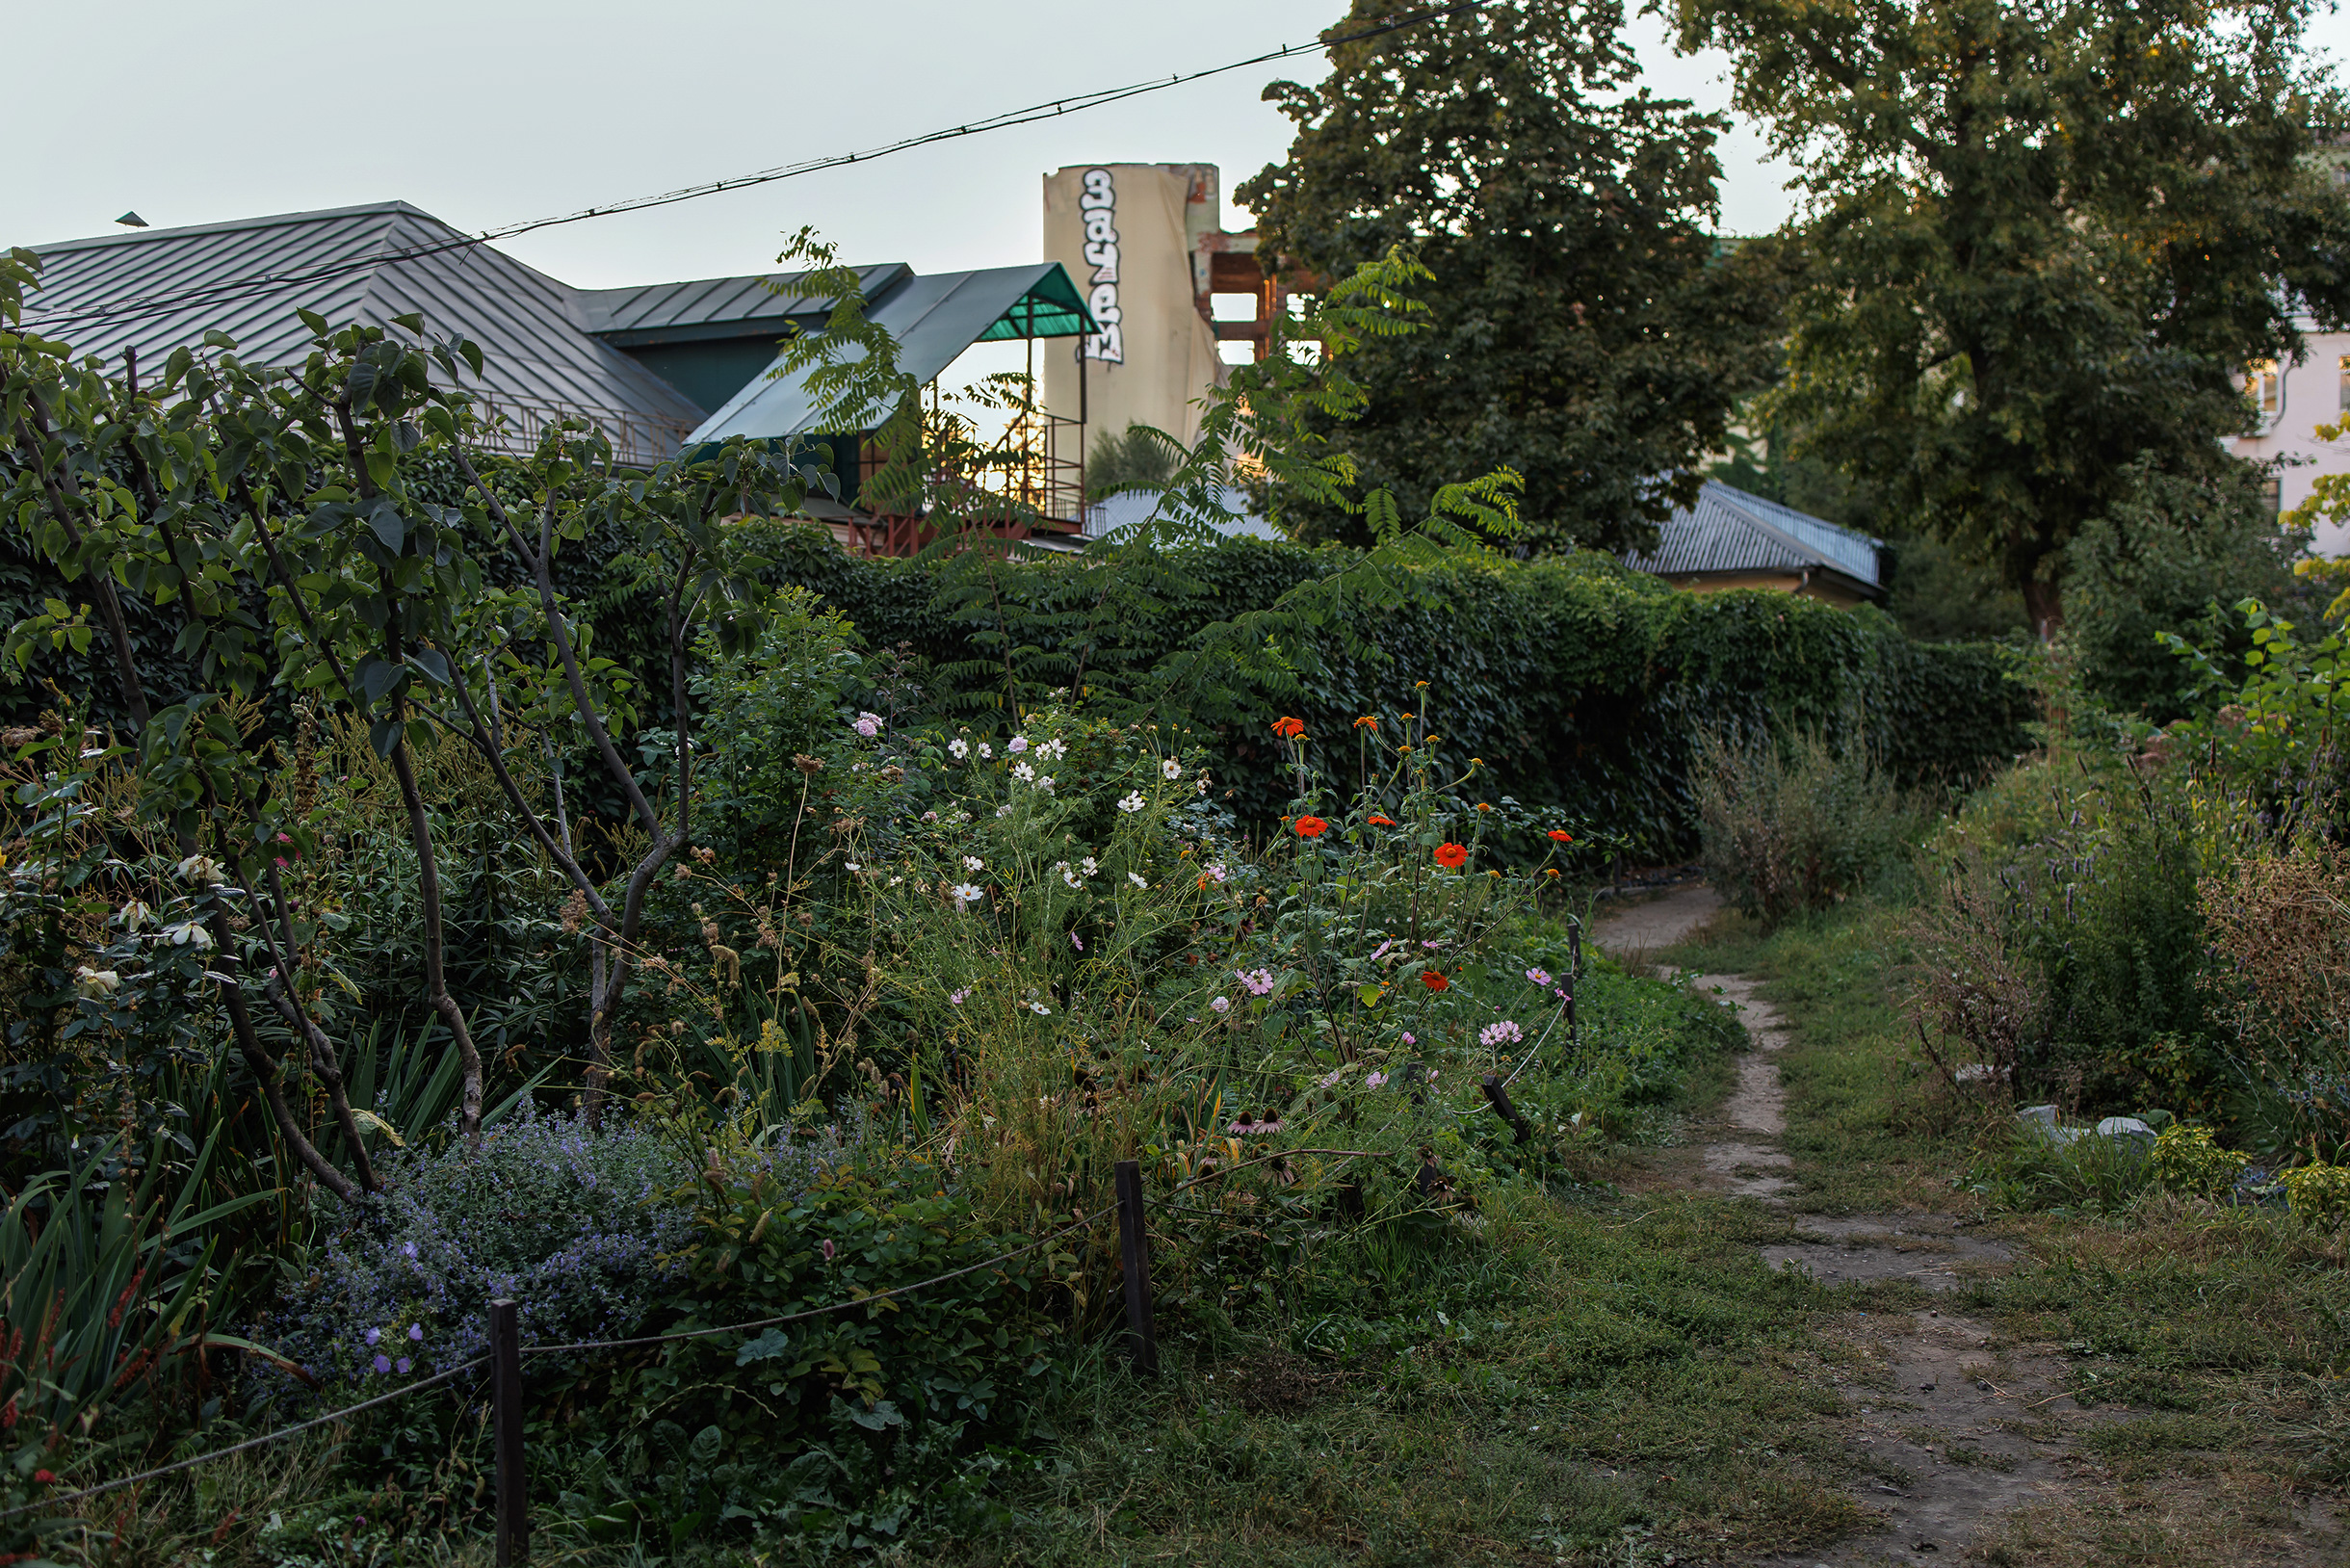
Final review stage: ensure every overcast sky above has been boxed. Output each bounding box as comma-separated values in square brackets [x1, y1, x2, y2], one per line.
[6, 0, 1807, 284]
[11, 1, 2350, 395]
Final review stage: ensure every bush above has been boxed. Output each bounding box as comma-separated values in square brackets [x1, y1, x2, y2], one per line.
[265, 1103, 696, 1394]
[2280, 1163, 2350, 1226]
[2150, 1123, 2246, 1199]
[1691, 726, 1921, 924]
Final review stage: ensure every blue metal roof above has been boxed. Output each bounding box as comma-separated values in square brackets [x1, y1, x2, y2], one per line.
[1626, 481, 1883, 593]
[575, 264, 914, 345]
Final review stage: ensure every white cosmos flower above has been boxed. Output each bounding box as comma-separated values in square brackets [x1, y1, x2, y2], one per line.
[963, 855, 984, 871]
[1037, 775, 1055, 792]
[949, 737, 970, 759]
[996, 804, 1012, 818]
[978, 743, 994, 760]
[1030, 1001, 1052, 1015]
[1038, 738, 1066, 761]
[1062, 869, 1084, 889]
[1081, 856, 1098, 875]
[1012, 762, 1035, 782]
[1128, 872, 1148, 889]
[844, 862, 861, 873]
[1117, 792, 1145, 814]
[951, 882, 983, 906]
[1162, 759, 1182, 780]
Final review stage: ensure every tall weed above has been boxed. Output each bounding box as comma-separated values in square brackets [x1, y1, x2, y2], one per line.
[1691, 726, 1922, 925]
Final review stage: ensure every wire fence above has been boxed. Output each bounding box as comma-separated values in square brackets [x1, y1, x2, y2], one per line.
[2, 1123, 1541, 1554]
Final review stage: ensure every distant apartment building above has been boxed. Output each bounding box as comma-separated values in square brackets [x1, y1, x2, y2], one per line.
[2234, 327, 2350, 554]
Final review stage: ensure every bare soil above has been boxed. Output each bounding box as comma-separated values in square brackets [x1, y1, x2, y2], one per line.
[1589, 887, 2135, 1566]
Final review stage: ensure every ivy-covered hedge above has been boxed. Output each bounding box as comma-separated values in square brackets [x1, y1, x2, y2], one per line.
[0, 515, 2029, 863]
[742, 529, 2031, 861]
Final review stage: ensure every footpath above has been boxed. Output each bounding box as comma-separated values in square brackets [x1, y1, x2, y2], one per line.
[1592, 887, 2130, 1568]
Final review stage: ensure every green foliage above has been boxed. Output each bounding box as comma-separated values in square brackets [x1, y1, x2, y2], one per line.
[1240, 0, 1791, 553]
[1691, 726, 1923, 925]
[1084, 423, 1181, 501]
[2150, 1123, 2246, 1199]
[2278, 1162, 2350, 1225]
[2068, 461, 2309, 721]
[1679, 0, 2350, 624]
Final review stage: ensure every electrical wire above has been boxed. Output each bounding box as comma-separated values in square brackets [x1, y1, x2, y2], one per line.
[22, 2, 1490, 334]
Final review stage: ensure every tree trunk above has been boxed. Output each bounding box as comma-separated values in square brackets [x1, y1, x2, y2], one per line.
[2021, 574, 2064, 640]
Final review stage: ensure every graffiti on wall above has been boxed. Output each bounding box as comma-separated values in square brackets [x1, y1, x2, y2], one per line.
[1080, 167, 1124, 364]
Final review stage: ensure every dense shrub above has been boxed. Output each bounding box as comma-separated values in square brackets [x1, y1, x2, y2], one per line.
[266, 1104, 696, 1392]
[1690, 727, 1922, 924]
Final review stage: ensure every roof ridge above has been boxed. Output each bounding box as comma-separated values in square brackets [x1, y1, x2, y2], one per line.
[1701, 483, 1839, 568]
[30, 200, 445, 255]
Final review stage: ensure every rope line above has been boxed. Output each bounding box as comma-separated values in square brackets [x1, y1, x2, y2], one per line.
[0, 1358, 484, 1523]
[4, 1144, 1397, 1520]
[519, 1210, 1110, 1356]
[20, 3, 1489, 334]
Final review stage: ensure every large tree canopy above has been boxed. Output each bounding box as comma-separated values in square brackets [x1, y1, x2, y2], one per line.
[1677, 0, 2350, 631]
[1238, 0, 1789, 554]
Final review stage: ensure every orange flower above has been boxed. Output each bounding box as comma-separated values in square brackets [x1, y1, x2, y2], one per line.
[1367, 813, 1397, 826]
[1421, 969, 1449, 992]
[1293, 815, 1329, 838]
[1475, 801, 1492, 813]
[1548, 828, 1574, 843]
[1543, 868, 1561, 878]
[1353, 716, 1379, 731]
[1433, 842, 1469, 869]
[1271, 716, 1306, 739]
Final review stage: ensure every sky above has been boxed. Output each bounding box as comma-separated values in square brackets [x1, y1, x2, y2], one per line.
[12, 1, 2350, 403]
[4, 0, 1799, 287]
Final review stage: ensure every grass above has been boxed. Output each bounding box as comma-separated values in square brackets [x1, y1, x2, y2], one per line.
[57, 898, 2350, 1564]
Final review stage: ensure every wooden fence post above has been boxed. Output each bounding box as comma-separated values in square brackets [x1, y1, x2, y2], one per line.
[1113, 1160, 1158, 1376]
[1481, 1073, 1532, 1143]
[490, 1297, 528, 1565]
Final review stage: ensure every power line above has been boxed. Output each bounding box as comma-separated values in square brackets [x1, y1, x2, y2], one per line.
[24, 2, 1488, 334]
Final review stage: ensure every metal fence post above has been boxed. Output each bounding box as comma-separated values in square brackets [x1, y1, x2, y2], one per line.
[490, 1297, 528, 1565]
[1112, 1160, 1158, 1376]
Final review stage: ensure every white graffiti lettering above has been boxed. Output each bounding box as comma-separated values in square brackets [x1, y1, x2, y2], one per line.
[1079, 168, 1123, 364]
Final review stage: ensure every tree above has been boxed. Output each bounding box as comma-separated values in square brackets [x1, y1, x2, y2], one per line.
[1237, 0, 1790, 555]
[1676, 0, 2350, 632]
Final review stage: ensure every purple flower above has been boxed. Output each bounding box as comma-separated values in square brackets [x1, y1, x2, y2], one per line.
[396, 1357, 412, 1374]
[366, 1327, 381, 1345]
[1367, 1071, 1389, 1089]
[1211, 996, 1231, 1014]
[408, 1323, 424, 1341]
[1071, 931, 1084, 952]
[1401, 1032, 1416, 1046]
[1526, 967, 1552, 986]
[373, 1354, 392, 1374]
[821, 1239, 837, 1262]
[402, 1241, 418, 1260]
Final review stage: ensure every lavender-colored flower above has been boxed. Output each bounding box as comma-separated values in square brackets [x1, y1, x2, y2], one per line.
[1526, 967, 1553, 986]
[1367, 1071, 1389, 1089]
[1401, 1032, 1417, 1046]
[821, 1239, 837, 1262]
[1210, 996, 1231, 1013]
[365, 1327, 381, 1345]
[408, 1323, 424, 1341]
[395, 1357, 412, 1374]
[373, 1354, 392, 1374]
[1480, 1020, 1525, 1050]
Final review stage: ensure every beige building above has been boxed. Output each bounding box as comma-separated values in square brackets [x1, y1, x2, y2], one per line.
[1038, 163, 1288, 453]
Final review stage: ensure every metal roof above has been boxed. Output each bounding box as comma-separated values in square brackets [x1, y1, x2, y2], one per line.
[689, 262, 1095, 443]
[576, 263, 914, 346]
[21, 201, 708, 462]
[1626, 481, 1883, 593]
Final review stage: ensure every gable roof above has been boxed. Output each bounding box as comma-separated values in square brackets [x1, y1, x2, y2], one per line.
[689, 262, 1094, 443]
[21, 201, 709, 462]
[1626, 481, 1884, 595]
[576, 263, 914, 347]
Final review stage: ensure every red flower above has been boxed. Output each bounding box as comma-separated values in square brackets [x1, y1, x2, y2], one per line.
[1548, 828, 1574, 843]
[34, 1469, 55, 1484]
[1367, 814, 1397, 826]
[1421, 969, 1450, 992]
[1433, 842, 1469, 869]
[1271, 716, 1306, 739]
[1353, 716, 1379, 731]
[1293, 816, 1329, 838]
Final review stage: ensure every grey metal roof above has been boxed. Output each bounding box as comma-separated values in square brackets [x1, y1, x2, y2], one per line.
[21, 201, 707, 462]
[690, 263, 1094, 443]
[576, 264, 914, 345]
[1626, 481, 1883, 593]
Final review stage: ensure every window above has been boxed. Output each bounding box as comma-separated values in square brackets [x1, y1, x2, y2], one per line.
[2246, 360, 2285, 429]
[2337, 353, 2349, 412]
[2261, 473, 2283, 516]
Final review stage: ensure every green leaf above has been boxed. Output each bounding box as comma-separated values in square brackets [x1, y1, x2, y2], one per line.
[366, 498, 405, 552]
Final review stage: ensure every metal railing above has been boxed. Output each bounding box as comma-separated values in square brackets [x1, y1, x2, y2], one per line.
[465, 392, 699, 468]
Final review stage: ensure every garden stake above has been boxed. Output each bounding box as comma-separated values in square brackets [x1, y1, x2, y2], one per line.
[491, 1298, 529, 1564]
[1114, 1161, 1159, 1375]
[1480, 1074, 1531, 1143]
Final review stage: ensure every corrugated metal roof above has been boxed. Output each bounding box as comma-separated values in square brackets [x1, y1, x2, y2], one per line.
[22, 201, 707, 463]
[690, 263, 1094, 443]
[1625, 481, 1883, 592]
[577, 263, 914, 344]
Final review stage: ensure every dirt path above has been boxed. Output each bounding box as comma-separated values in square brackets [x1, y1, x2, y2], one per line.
[1589, 888, 2104, 1566]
